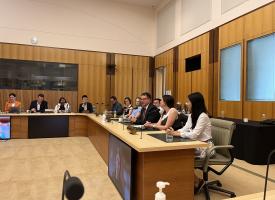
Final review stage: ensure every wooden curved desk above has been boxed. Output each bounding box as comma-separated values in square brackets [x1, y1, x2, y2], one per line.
[4, 113, 207, 200]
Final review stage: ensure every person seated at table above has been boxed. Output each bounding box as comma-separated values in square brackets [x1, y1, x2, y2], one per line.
[144, 95, 179, 130]
[123, 97, 133, 116]
[110, 96, 123, 116]
[79, 95, 93, 113]
[54, 97, 71, 113]
[4, 93, 21, 113]
[166, 92, 214, 193]
[131, 92, 160, 125]
[153, 98, 164, 115]
[29, 94, 48, 113]
[128, 97, 142, 120]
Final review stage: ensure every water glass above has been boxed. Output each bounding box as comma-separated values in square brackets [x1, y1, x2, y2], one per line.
[166, 134, 173, 143]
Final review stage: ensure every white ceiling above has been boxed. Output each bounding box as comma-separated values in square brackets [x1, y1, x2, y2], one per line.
[110, 0, 164, 7]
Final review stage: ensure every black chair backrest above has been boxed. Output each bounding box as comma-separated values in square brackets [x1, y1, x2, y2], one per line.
[172, 113, 188, 131]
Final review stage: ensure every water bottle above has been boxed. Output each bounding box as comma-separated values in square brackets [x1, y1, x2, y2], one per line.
[114, 110, 117, 118]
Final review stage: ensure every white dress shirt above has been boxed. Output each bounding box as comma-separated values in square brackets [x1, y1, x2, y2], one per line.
[37, 102, 41, 111]
[54, 103, 71, 113]
[178, 112, 212, 141]
[178, 112, 213, 158]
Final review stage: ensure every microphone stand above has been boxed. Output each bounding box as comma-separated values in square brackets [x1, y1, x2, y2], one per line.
[62, 170, 71, 200]
[263, 149, 275, 200]
[140, 126, 143, 139]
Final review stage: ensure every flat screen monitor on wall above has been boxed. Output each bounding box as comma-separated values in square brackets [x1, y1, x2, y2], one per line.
[185, 54, 201, 72]
[0, 116, 11, 139]
[108, 134, 132, 200]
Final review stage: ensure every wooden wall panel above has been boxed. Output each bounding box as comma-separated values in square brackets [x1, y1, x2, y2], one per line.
[33, 47, 77, 63]
[114, 55, 150, 104]
[132, 56, 150, 100]
[115, 54, 133, 103]
[78, 52, 106, 113]
[0, 43, 150, 114]
[191, 34, 212, 113]
[219, 17, 244, 48]
[243, 102, 273, 121]
[178, 33, 212, 113]
[0, 44, 33, 60]
[242, 2, 274, 121]
[217, 19, 244, 119]
[216, 2, 275, 120]
[273, 2, 275, 31]
[155, 49, 174, 96]
[178, 44, 192, 104]
[244, 3, 273, 40]
[155, 49, 173, 68]
[165, 63, 174, 95]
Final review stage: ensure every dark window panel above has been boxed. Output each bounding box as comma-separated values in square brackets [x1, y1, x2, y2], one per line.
[0, 59, 78, 91]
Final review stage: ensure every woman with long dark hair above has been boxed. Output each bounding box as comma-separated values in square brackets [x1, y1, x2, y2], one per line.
[144, 95, 179, 130]
[54, 97, 71, 113]
[166, 92, 213, 193]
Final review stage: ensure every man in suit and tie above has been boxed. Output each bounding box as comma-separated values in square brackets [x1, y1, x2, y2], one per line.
[131, 92, 160, 125]
[29, 94, 48, 113]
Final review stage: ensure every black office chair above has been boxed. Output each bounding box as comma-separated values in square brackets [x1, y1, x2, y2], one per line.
[195, 118, 236, 199]
[172, 113, 188, 130]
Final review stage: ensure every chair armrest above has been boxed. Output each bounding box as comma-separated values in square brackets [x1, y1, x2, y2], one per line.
[203, 145, 234, 172]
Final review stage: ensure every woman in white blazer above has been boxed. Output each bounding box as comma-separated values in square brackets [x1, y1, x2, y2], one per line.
[54, 97, 71, 113]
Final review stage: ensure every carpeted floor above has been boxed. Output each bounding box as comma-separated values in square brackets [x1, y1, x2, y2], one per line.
[0, 137, 274, 200]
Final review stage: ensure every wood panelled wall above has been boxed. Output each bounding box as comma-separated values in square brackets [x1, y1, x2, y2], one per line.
[114, 54, 150, 104]
[178, 33, 213, 114]
[217, 17, 244, 119]
[217, 2, 275, 120]
[77, 51, 106, 113]
[154, 49, 174, 96]
[0, 43, 150, 113]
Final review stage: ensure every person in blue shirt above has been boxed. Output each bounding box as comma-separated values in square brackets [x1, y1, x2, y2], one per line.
[128, 97, 142, 120]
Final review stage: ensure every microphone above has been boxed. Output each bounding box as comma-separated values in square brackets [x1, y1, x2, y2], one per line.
[263, 149, 275, 200]
[62, 170, 84, 200]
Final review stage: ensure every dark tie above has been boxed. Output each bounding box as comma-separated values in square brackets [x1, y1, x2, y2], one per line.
[142, 108, 146, 121]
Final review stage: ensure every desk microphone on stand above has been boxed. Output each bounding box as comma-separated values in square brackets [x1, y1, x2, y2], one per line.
[263, 149, 275, 200]
[62, 170, 84, 200]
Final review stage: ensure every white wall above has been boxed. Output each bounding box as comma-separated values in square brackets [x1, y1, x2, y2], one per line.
[156, 0, 274, 55]
[0, 0, 155, 56]
[0, 0, 273, 57]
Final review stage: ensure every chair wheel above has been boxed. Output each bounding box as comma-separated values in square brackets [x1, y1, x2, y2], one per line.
[230, 194, 236, 198]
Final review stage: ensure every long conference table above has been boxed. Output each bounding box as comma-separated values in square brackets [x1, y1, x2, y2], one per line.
[4, 113, 207, 200]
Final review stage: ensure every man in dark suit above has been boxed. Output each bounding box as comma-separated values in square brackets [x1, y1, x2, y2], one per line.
[110, 96, 123, 116]
[131, 92, 160, 125]
[79, 95, 93, 113]
[29, 94, 48, 113]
